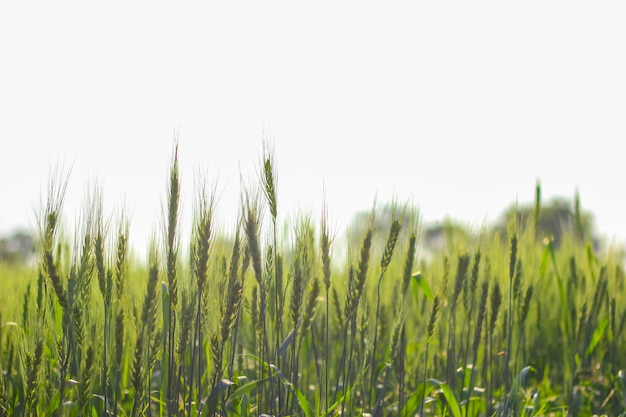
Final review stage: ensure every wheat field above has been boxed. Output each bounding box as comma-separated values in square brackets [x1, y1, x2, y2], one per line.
[1, 142, 625, 416]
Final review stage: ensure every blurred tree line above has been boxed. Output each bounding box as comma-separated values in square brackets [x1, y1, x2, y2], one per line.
[347, 187, 609, 261]
[0, 230, 36, 264]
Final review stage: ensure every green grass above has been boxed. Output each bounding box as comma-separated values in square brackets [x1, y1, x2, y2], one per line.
[1, 143, 626, 416]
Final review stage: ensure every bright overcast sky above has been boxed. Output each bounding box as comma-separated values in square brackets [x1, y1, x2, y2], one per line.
[1, 2, 625, 258]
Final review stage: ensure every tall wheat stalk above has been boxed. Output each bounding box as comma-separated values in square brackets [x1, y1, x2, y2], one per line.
[398, 228, 417, 414]
[486, 279, 501, 415]
[501, 233, 518, 416]
[37, 166, 71, 417]
[319, 198, 333, 415]
[420, 296, 441, 417]
[339, 208, 373, 415]
[93, 188, 114, 416]
[370, 214, 402, 408]
[208, 225, 244, 416]
[112, 211, 129, 416]
[243, 192, 275, 414]
[260, 141, 280, 356]
[466, 281, 488, 417]
[163, 141, 181, 416]
[461, 250, 481, 386]
[447, 254, 470, 392]
[286, 216, 313, 413]
[187, 175, 215, 415]
[131, 240, 160, 417]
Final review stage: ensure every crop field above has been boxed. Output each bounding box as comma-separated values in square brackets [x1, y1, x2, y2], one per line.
[1, 143, 626, 416]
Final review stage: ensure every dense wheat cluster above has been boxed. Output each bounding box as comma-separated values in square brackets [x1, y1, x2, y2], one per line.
[1, 142, 625, 416]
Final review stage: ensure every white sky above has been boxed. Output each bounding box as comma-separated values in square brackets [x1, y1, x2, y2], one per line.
[1, 2, 625, 258]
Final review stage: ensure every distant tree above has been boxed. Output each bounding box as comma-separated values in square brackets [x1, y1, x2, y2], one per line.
[494, 194, 598, 250]
[345, 190, 603, 261]
[0, 229, 36, 264]
[421, 219, 475, 255]
[345, 202, 420, 256]
[344, 203, 477, 262]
